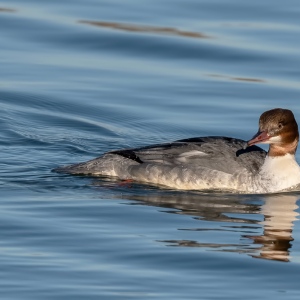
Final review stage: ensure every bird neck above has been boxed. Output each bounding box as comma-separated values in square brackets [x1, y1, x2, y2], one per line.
[268, 138, 298, 157]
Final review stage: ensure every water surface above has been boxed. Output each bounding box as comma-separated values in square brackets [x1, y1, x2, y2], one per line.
[1, 0, 300, 299]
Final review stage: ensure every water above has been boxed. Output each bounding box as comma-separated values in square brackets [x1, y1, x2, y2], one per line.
[1, 0, 300, 299]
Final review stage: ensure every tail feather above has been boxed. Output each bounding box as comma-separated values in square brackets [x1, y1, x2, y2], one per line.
[53, 153, 140, 177]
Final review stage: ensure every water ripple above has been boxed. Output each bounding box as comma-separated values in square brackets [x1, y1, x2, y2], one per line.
[78, 20, 210, 39]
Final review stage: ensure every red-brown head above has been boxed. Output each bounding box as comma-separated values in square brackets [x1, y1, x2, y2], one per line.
[247, 108, 299, 156]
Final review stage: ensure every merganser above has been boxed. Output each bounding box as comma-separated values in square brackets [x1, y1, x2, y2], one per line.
[54, 108, 300, 193]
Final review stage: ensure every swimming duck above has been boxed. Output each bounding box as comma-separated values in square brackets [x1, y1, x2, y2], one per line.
[55, 108, 300, 193]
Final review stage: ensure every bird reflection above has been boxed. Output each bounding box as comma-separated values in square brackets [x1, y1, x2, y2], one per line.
[93, 179, 300, 262]
[245, 195, 298, 262]
[138, 192, 299, 262]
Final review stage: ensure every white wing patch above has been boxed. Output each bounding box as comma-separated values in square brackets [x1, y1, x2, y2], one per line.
[176, 150, 208, 163]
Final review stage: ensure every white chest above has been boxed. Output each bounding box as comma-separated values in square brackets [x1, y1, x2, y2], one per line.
[259, 154, 300, 191]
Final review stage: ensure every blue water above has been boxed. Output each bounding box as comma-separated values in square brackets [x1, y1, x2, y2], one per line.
[1, 0, 300, 299]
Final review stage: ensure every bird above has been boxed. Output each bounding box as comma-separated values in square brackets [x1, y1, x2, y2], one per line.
[54, 108, 300, 193]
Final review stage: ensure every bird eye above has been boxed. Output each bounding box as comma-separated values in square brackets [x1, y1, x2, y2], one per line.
[278, 122, 283, 129]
